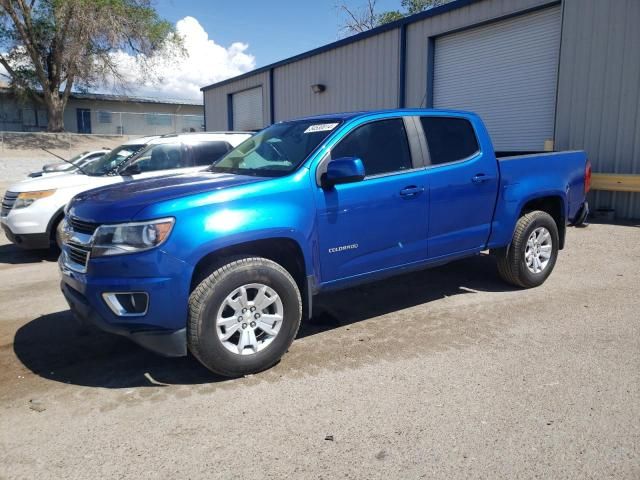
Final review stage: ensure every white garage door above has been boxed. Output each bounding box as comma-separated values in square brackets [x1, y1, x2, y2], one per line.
[232, 87, 264, 131]
[434, 6, 561, 152]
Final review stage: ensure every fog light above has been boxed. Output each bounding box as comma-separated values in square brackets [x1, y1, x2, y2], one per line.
[102, 292, 149, 316]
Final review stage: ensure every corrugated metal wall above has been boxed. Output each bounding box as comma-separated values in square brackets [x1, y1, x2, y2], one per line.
[273, 29, 400, 121]
[404, 0, 555, 107]
[202, 0, 639, 217]
[203, 71, 271, 131]
[555, 0, 640, 219]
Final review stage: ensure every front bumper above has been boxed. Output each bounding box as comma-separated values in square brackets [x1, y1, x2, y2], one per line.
[1, 221, 51, 249]
[58, 248, 192, 357]
[61, 281, 186, 356]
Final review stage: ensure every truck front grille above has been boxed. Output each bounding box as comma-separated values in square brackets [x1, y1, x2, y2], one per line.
[68, 216, 100, 235]
[65, 241, 91, 271]
[1, 191, 18, 216]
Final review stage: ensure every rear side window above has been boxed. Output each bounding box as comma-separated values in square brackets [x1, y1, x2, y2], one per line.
[128, 143, 186, 173]
[332, 119, 412, 176]
[420, 117, 479, 165]
[191, 141, 233, 166]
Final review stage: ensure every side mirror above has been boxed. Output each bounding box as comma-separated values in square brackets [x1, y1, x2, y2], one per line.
[322, 157, 365, 187]
[120, 163, 141, 176]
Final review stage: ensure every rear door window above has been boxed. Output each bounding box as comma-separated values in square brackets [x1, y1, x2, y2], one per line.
[331, 118, 413, 176]
[420, 117, 479, 165]
[127, 143, 187, 173]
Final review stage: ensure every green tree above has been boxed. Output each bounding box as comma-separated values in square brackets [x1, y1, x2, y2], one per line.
[378, 0, 453, 25]
[338, 0, 453, 34]
[400, 0, 451, 16]
[0, 0, 178, 131]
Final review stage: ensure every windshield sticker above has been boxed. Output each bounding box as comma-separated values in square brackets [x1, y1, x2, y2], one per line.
[304, 123, 339, 134]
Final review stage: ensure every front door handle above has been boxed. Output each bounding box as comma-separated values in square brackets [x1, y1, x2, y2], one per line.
[399, 186, 425, 198]
[472, 173, 494, 184]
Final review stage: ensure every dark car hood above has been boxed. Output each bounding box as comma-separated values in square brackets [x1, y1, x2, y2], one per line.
[67, 172, 266, 223]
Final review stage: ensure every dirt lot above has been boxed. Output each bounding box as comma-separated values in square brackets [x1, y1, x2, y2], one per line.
[0, 223, 638, 479]
[0, 132, 137, 181]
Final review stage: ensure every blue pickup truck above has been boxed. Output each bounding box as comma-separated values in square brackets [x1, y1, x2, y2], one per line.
[59, 109, 590, 377]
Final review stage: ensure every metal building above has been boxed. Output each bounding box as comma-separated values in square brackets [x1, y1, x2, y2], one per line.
[202, 0, 640, 218]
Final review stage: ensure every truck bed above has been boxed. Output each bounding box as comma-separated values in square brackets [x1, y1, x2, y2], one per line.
[486, 150, 588, 249]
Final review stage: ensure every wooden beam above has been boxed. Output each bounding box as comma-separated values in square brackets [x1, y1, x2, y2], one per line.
[591, 173, 640, 193]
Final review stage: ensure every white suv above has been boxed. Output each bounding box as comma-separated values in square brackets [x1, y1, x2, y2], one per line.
[1, 132, 252, 249]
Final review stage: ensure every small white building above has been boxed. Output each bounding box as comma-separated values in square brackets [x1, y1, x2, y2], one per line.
[0, 88, 204, 136]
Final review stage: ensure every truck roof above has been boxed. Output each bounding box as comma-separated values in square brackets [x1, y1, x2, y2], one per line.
[286, 108, 476, 123]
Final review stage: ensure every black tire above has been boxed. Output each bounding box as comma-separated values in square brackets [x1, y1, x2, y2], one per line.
[188, 256, 302, 377]
[495, 210, 559, 288]
[51, 217, 63, 250]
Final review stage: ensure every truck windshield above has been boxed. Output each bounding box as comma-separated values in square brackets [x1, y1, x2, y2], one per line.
[209, 119, 342, 176]
[82, 144, 146, 176]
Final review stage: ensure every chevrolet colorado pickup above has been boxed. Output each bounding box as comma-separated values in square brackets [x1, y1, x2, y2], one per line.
[59, 109, 590, 377]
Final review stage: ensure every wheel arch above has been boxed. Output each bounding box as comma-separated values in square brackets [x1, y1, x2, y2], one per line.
[189, 236, 311, 318]
[519, 195, 566, 249]
[46, 206, 66, 244]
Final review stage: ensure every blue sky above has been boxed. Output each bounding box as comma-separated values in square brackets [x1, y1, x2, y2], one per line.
[0, 1, 406, 100]
[155, 0, 400, 67]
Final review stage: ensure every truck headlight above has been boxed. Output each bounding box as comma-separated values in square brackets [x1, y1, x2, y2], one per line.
[91, 218, 175, 257]
[14, 189, 56, 209]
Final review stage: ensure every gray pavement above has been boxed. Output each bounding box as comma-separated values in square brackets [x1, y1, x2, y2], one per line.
[0, 223, 638, 479]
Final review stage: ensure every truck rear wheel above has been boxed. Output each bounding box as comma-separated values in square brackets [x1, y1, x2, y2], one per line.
[495, 210, 559, 288]
[188, 256, 302, 377]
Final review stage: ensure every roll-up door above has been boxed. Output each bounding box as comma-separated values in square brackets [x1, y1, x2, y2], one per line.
[434, 6, 561, 152]
[232, 87, 263, 131]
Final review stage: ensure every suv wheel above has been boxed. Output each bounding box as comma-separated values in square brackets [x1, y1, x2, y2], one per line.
[188, 257, 302, 377]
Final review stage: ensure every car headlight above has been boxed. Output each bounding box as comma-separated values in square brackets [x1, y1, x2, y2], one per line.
[14, 189, 56, 209]
[91, 218, 175, 257]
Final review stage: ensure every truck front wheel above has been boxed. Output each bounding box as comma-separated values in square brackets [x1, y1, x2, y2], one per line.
[188, 257, 302, 377]
[495, 210, 559, 288]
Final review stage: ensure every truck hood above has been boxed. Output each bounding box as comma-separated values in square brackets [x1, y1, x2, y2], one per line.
[7, 171, 109, 192]
[67, 172, 266, 223]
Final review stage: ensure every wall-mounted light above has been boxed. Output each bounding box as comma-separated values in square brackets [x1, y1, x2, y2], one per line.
[311, 84, 326, 94]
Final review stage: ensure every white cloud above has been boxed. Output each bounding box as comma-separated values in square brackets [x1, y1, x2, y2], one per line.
[102, 16, 256, 101]
[1, 17, 249, 100]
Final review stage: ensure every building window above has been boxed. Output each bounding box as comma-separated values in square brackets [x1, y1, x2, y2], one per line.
[146, 113, 172, 126]
[98, 110, 112, 123]
[22, 109, 36, 126]
[37, 109, 48, 127]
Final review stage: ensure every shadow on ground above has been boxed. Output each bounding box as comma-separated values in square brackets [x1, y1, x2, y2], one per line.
[0, 243, 59, 265]
[13, 254, 515, 389]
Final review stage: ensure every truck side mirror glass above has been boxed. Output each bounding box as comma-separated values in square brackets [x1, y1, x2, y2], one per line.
[322, 157, 365, 188]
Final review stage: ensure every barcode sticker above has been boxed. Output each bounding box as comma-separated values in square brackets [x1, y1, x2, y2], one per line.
[304, 123, 339, 134]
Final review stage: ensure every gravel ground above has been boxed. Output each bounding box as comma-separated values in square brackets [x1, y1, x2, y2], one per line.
[0, 133, 134, 183]
[0, 223, 638, 479]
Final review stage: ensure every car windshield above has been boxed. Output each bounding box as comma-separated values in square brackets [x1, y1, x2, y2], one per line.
[209, 119, 342, 177]
[82, 144, 146, 176]
[68, 152, 88, 164]
[76, 153, 105, 168]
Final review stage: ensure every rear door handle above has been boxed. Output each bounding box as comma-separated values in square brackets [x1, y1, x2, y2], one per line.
[399, 186, 425, 198]
[472, 173, 494, 184]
